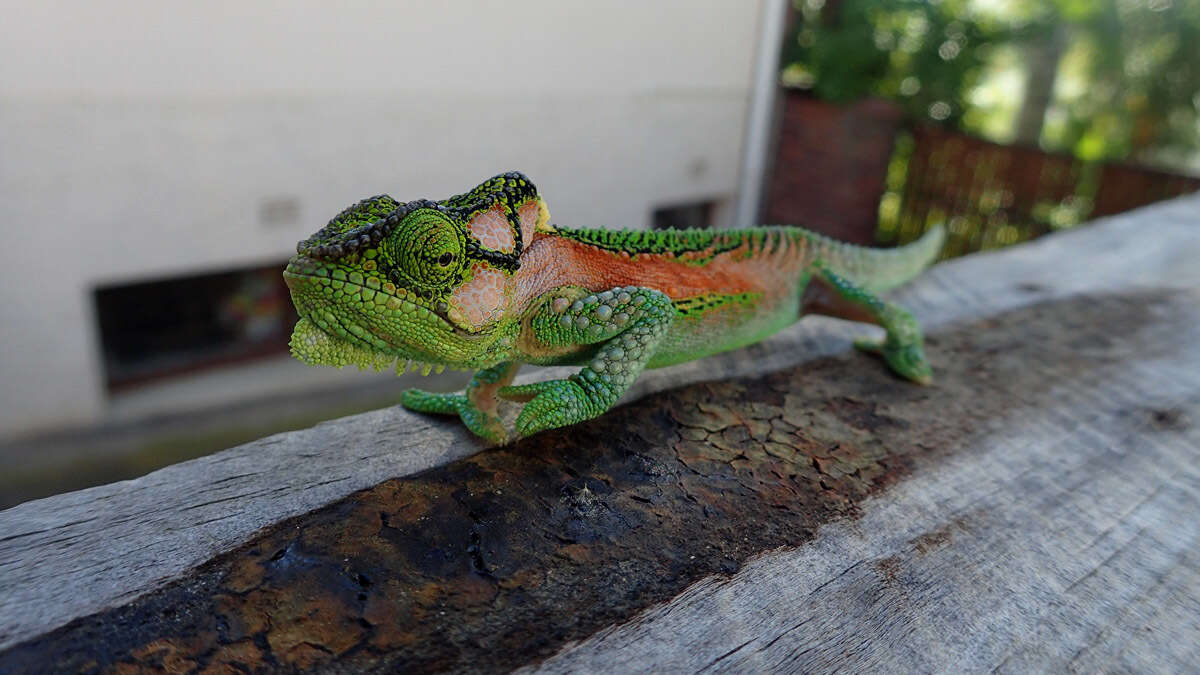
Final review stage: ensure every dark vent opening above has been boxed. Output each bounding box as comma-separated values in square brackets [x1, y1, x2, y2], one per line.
[93, 261, 297, 392]
[652, 200, 717, 230]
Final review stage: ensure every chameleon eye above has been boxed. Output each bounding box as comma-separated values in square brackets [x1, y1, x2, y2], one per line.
[380, 209, 465, 290]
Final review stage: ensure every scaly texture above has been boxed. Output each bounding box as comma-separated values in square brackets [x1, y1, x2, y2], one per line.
[284, 171, 944, 441]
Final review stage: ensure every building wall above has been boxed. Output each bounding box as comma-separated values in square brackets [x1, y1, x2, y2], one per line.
[0, 1, 764, 437]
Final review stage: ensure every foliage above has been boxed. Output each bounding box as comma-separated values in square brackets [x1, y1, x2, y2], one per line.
[781, 0, 1013, 127]
[1049, 0, 1200, 161]
[781, 0, 1200, 162]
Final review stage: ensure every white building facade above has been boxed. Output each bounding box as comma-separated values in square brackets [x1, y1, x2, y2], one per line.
[0, 1, 770, 438]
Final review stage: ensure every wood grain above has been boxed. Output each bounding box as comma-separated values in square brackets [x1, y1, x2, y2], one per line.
[3, 289, 1192, 673]
[0, 193, 1197, 670]
[529, 293, 1200, 674]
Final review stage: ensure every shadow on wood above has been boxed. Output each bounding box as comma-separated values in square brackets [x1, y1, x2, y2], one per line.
[2, 289, 1196, 673]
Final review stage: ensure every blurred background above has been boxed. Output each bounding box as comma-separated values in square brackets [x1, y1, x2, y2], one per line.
[1, 0, 1197, 507]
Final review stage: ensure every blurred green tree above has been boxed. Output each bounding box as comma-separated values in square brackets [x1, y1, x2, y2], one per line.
[781, 0, 1200, 164]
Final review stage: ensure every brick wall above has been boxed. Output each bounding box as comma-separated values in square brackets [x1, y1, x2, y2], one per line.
[762, 93, 903, 244]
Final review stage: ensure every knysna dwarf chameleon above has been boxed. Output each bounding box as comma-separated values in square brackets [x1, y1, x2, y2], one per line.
[285, 172, 943, 443]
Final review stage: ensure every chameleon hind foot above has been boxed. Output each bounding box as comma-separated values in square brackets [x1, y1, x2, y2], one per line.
[854, 337, 932, 385]
[805, 260, 933, 385]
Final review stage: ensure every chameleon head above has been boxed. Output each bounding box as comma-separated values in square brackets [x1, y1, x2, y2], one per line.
[283, 172, 550, 373]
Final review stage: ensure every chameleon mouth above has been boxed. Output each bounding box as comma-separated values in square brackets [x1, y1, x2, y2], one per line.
[289, 318, 454, 376]
[282, 258, 460, 330]
[283, 259, 461, 375]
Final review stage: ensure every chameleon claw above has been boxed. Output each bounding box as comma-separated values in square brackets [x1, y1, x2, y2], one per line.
[507, 379, 592, 438]
[854, 338, 932, 385]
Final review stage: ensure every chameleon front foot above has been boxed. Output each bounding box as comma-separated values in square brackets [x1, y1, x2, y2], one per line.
[496, 285, 675, 439]
[399, 361, 520, 443]
[400, 389, 510, 444]
[854, 337, 932, 385]
[498, 377, 606, 438]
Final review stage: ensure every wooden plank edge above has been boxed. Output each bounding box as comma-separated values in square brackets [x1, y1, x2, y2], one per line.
[528, 296, 1200, 674]
[0, 192, 1197, 652]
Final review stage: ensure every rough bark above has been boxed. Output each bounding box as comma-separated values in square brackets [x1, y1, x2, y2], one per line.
[1, 193, 1198, 673]
[1014, 25, 1066, 146]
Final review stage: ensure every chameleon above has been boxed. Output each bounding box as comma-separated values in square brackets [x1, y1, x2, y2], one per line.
[284, 171, 944, 443]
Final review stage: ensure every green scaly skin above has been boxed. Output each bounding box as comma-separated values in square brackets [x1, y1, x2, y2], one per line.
[284, 172, 944, 442]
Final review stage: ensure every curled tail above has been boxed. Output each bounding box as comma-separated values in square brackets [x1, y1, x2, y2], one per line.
[802, 224, 945, 294]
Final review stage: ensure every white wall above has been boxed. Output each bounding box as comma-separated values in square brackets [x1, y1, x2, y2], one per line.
[0, 1, 763, 437]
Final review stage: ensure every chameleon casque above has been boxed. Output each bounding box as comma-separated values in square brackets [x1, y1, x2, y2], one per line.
[284, 171, 944, 443]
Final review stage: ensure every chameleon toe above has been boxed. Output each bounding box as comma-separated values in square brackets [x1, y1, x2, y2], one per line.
[400, 389, 464, 415]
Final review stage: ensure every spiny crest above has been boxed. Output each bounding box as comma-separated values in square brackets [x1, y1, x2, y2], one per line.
[552, 226, 747, 265]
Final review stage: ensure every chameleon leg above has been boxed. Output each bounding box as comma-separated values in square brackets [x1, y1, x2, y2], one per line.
[499, 286, 675, 438]
[803, 261, 932, 384]
[400, 361, 520, 443]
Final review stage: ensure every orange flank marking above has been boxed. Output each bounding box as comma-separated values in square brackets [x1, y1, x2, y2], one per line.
[513, 233, 808, 313]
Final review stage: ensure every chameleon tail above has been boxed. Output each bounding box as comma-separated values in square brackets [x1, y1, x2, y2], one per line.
[804, 224, 945, 294]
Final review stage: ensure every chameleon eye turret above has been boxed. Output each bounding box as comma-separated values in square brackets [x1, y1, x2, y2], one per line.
[377, 209, 467, 292]
[286, 171, 944, 443]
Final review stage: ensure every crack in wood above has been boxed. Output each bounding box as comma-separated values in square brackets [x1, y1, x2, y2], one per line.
[0, 291, 1189, 674]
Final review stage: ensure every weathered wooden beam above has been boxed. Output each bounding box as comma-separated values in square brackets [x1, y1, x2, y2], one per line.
[531, 291, 1200, 674]
[1, 193, 1198, 672]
